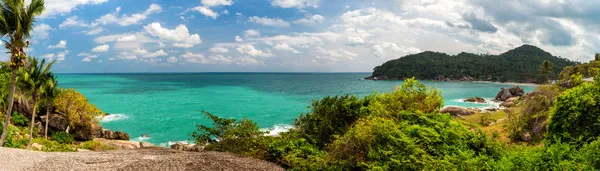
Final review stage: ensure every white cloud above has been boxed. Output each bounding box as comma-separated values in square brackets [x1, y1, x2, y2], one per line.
[42, 51, 68, 61]
[249, 16, 290, 27]
[201, 0, 233, 7]
[134, 49, 168, 58]
[82, 57, 92, 62]
[77, 52, 99, 59]
[244, 29, 261, 37]
[294, 14, 324, 25]
[32, 24, 52, 39]
[210, 46, 229, 53]
[236, 44, 273, 57]
[86, 28, 104, 35]
[59, 16, 89, 28]
[116, 52, 137, 60]
[36, 0, 109, 18]
[271, 0, 319, 9]
[167, 56, 178, 63]
[346, 36, 365, 46]
[191, 6, 219, 19]
[235, 36, 244, 42]
[144, 22, 202, 48]
[315, 47, 356, 62]
[274, 43, 301, 53]
[95, 4, 162, 26]
[92, 45, 110, 52]
[48, 40, 67, 49]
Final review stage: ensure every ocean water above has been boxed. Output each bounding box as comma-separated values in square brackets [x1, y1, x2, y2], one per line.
[56, 73, 536, 145]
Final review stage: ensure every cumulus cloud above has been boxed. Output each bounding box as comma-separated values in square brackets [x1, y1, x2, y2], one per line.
[294, 14, 324, 25]
[59, 16, 89, 28]
[77, 52, 99, 59]
[48, 40, 67, 49]
[32, 24, 52, 39]
[191, 6, 219, 19]
[42, 51, 68, 61]
[134, 49, 168, 58]
[167, 56, 178, 63]
[236, 44, 273, 57]
[210, 46, 229, 53]
[273, 43, 301, 53]
[144, 22, 202, 48]
[271, 0, 319, 8]
[201, 0, 233, 7]
[249, 16, 290, 27]
[94, 4, 162, 26]
[244, 29, 261, 37]
[92, 45, 110, 52]
[462, 13, 497, 33]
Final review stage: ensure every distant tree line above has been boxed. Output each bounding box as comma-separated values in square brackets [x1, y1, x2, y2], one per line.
[369, 45, 577, 83]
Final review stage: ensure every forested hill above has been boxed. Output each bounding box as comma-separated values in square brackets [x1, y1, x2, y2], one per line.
[367, 45, 577, 83]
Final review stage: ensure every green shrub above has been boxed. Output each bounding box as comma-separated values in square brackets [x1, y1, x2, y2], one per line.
[3, 124, 30, 149]
[191, 111, 268, 158]
[369, 78, 443, 118]
[78, 141, 116, 151]
[51, 132, 74, 144]
[266, 137, 326, 170]
[294, 95, 371, 147]
[32, 138, 76, 152]
[11, 112, 28, 126]
[547, 82, 600, 146]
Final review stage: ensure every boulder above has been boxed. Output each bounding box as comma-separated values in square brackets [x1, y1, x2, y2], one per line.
[435, 75, 449, 82]
[508, 86, 525, 97]
[485, 108, 500, 112]
[102, 129, 117, 139]
[500, 101, 515, 108]
[464, 97, 486, 103]
[505, 97, 520, 103]
[170, 143, 203, 152]
[441, 106, 474, 116]
[171, 143, 188, 151]
[495, 88, 513, 101]
[115, 131, 130, 140]
[521, 131, 533, 142]
[46, 114, 69, 131]
[72, 123, 104, 141]
[30, 143, 43, 151]
[93, 138, 141, 150]
[140, 142, 155, 148]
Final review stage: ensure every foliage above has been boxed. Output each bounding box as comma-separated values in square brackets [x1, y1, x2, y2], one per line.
[1, 123, 29, 149]
[506, 85, 563, 140]
[371, 45, 576, 83]
[11, 112, 28, 126]
[546, 82, 600, 146]
[294, 95, 371, 147]
[559, 60, 599, 82]
[538, 60, 553, 83]
[369, 78, 443, 117]
[266, 136, 326, 170]
[191, 111, 268, 158]
[53, 88, 104, 128]
[78, 140, 116, 151]
[51, 132, 74, 144]
[31, 138, 75, 152]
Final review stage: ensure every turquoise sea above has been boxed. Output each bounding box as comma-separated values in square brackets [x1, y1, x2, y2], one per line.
[56, 73, 536, 145]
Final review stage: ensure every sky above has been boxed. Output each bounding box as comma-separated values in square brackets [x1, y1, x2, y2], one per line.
[2, 0, 599, 73]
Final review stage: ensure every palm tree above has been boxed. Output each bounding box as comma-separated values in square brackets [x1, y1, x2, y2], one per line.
[41, 74, 57, 139]
[0, 0, 45, 146]
[19, 57, 55, 146]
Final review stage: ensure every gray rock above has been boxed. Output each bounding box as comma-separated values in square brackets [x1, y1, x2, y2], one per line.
[441, 106, 474, 116]
[30, 143, 43, 151]
[495, 88, 513, 101]
[521, 131, 533, 142]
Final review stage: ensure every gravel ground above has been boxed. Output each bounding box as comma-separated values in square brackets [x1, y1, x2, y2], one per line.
[0, 147, 284, 171]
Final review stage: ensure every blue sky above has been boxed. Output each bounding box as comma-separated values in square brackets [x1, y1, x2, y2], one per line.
[5, 0, 600, 73]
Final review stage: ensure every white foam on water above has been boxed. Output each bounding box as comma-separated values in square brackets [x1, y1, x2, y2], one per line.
[159, 140, 193, 147]
[134, 136, 151, 142]
[99, 114, 128, 122]
[262, 124, 294, 136]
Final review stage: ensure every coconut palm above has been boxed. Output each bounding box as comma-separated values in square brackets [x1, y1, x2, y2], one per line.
[19, 57, 55, 146]
[0, 0, 46, 146]
[41, 74, 57, 139]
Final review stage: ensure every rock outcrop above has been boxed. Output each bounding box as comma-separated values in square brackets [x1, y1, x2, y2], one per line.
[441, 106, 474, 116]
[495, 86, 524, 102]
[464, 97, 486, 103]
[171, 142, 204, 152]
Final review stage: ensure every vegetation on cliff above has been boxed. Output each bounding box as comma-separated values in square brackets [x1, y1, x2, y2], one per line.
[368, 45, 577, 83]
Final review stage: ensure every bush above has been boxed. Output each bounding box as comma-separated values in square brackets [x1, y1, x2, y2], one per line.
[78, 141, 116, 151]
[506, 85, 563, 140]
[2, 124, 30, 149]
[53, 88, 104, 129]
[51, 132, 74, 144]
[11, 112, 28, 126]
[266, 137, 326, 170]
[369, 78, 443, 117]
[191, 111, 268, 158]
[546, 82, 600, 146]
[294, 95, 371, 147]
[31, 138, 76, 152]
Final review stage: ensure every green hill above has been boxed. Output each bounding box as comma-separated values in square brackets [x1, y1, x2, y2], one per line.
[367, 45, 577, 83]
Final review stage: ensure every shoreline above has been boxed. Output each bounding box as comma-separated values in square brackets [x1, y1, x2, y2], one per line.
[472, 81, 539, 86]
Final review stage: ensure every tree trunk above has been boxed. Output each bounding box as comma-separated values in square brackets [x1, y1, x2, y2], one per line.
[45, 103, 50, 139]
[27, 102, 37, 148]
[0, 69, 17, 146]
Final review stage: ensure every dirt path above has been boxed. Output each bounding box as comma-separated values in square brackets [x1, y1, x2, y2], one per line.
[0, 147, 284, 171]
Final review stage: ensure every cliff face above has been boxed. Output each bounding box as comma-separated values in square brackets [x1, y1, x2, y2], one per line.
[368, 45, 577, 83]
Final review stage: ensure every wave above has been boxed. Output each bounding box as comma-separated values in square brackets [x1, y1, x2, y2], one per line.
[99, 114, 128, 122]
[133, 136, 151, 142]
[262, 124, 294, 137]
[158, 140, 193, 147]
